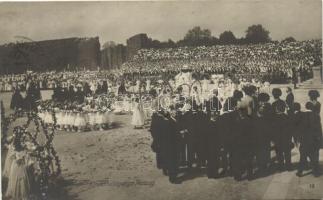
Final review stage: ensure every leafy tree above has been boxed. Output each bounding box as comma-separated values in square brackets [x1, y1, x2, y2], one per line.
[182, 26, 212, 46]
[245, 24, 271, 43]
[166, 39, 176, 48]
[236, 37, 247, 45]
[281, 36, 296, 43]
[219, 31, 236, 44]
[184, 26, 211, 40]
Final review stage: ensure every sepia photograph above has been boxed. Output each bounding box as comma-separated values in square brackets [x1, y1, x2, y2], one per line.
[0, 0, 322, 199]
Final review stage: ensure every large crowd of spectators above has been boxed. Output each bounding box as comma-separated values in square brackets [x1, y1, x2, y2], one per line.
[120, 40, 321, 83]
[0, 71, 118, 92]
[0, 40, 321, 92]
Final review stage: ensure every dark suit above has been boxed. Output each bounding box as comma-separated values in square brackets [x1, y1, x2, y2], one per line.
[10, 91, 24, 110]
[273, 113, 292, 170]
[160, 115, 180, 182]
[206, 117, 221, 178]
[254, 103, 273, 173]
[286, 93, 294, 115]
[297, 111, 322, 174]
[150, 113, 164, 169]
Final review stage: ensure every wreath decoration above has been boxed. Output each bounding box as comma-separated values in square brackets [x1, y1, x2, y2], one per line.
[1, 104, 61, 200]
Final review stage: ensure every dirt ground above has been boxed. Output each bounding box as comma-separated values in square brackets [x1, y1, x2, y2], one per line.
[1, 85, 323, 200]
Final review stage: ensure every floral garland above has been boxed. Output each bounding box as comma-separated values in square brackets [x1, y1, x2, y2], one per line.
[26, 111, 61, 200]
[3, 107, 61, 200]
[1, 102, 24, 147]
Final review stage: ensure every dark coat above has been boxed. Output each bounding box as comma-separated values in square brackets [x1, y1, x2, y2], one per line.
[299, 111, 322, 149]
[272, 113, 292, 149]
[286, 93, 294, 114]
[10, 91, 24, 110]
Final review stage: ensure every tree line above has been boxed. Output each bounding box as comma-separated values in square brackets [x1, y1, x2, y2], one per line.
[146, 24, 297, 48]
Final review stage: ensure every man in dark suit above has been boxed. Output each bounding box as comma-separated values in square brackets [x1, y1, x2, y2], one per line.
[296, 102, 322, 177]
[272, 100, 293, 171]
[272, 88, 286, 114]
[230, 108, 254, 181]
[10, 88, 24, 110]
[160, 109, 181, 183]
[206, 111, 222, 178]
[254, 93, 273, 176]
[285, 87, 294, 116]
[195, 109, 209, 168]
[150, 111, 165, 172]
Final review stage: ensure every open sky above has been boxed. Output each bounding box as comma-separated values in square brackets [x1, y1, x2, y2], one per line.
[0, 0, 321, 46]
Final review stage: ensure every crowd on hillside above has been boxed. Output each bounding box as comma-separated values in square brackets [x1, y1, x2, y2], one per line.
[120, 40, 321, 83]
[0, 40, 321, 92]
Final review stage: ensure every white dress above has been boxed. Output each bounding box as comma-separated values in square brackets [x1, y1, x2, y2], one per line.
[6, 151, 33, 200]
[95, 111, 106, 124]
[3, 145, 15, 178]
[61, 111, 69, 126]
[56, 111, 64, 126]
[67, 112, 76, 127]
[88, 111, 97, 125]
[131, 102, 145, 126]
[74, 112, 87, 127]
[104, 111, 113, 125]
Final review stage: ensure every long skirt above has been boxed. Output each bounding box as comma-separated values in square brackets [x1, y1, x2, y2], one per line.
[131, 108, 145, 126]
[3, 145, 15, 178]
[6, 160, 33, 200]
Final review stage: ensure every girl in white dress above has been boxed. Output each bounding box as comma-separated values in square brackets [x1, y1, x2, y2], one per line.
[64, 111, 74, 132]
[104, 110, 113, 128]
[95, 111, 106, 131]
[88, 111, 96, 131]
[74, 111, 87, 132]
[61, 110, 69, 131]
[69, 111, 76, 132]
[56, 110, 64, 131]
[5, 134, 35, 200]
[3, 139, 15, 179]
[87, 101, 97, 130]
[131, 98, 145, 128]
